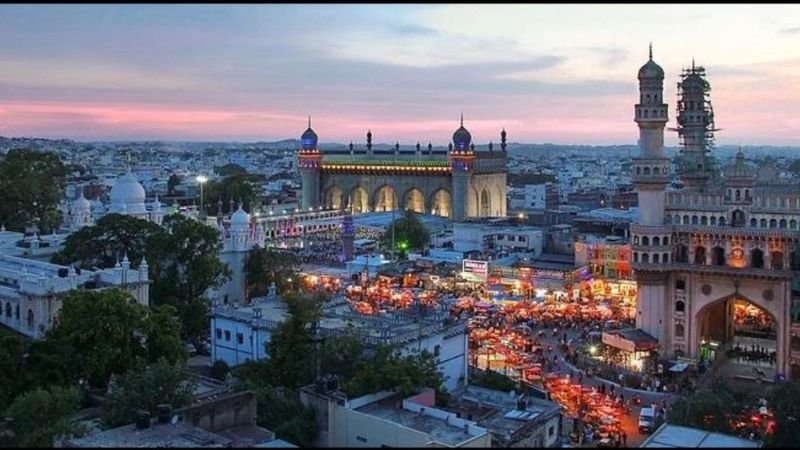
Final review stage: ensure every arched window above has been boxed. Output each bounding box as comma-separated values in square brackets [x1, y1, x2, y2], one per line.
[644, 110, 649, 118]
[676, 245, 689, 263]
[780, 219, 787, 229]
[732, 210, 745, 227]
[701, 216, 708, 225]
[713, 246, 726, 266]
[736, 189, 741, 200]
[761, 218, 767, 228]
[653, 253, 660, 263]
[4, 302, 11, 318]
[665, 215, 672, 225]
[636, 166, 641, 175]
[663, 237, 669, 246]
[642, 236, 650, 246]
[644, 167, 651, 175]
[676, 301, 685, 313]
[675, 323, 685, 337]
[750, 218, 757, 227]
[791, 220, 798, 230]
[710, 216, 717, 226]
[751, 248, 764, 269]
[646, 94, 651, 104]
[691, 215, 699, 225]
[434, 345, 441, 357]
[770, 219, 777, 229]
[633, 252, 639, 263]
[674, 215, 680, 225]
[683, 215, 690, 225]
[694, 246, 706, 265]
[634, 236, 640, 245]
[772, 252, 785, 270]
[653, 237, 660, 246]
[663, 253, 669, 263]
[642, 253, 650, 263]
[745, 189, 750, 199]
[26, 309, 34, 330]
[718, 217, 726, 226]
[675, 279, 686, 290]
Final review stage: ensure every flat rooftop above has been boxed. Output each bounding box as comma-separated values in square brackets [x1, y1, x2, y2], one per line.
[64, 422, 231, 448]
[354, 212, 451, 233]
[357, 399, 476, 446]
[641, 424, 761, 448]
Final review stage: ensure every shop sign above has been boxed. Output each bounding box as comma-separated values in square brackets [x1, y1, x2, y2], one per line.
[463, 259, 489, 280]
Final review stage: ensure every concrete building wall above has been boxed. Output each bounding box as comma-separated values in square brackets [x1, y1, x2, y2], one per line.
[331, 406, 431, 448]
[210, 316, 272, 366]
[397, 330, 468, 392]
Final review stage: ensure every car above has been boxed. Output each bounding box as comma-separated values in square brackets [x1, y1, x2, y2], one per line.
[639, 407, 656, 433]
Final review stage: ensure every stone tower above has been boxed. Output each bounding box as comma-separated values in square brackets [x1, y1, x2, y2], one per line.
[448, 114, 475, 222]
[298, 117, 322, 210]
[674, 59, 717, 191]
[341, 210, 355, 262]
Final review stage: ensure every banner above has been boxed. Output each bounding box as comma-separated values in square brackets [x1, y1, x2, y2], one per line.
[462, 259, 489, 281]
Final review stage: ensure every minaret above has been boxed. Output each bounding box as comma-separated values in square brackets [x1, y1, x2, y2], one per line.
[632, 44, 670, 347]
[449, 114, 475, 222]
[500, 128, 507, 152]
[298, 117, 322, 210]
[633, 43, 669, 226]
[674, 58, 718, 190]
[341, 210, 355, 262]
[366, 130, 373, 156]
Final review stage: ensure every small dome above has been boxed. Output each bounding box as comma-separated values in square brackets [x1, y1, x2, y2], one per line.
[72, 192, 91, 213]
[109, 171, 147, 214]
[452, 115, 472, 151]
[726, 149, 754, 179]
[638, 59, 664, 80]
[231, 205, 251, 225]
[301, 127, 318, 150]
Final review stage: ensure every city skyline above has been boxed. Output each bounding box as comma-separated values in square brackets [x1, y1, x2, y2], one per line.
[2, 4, 800, 145]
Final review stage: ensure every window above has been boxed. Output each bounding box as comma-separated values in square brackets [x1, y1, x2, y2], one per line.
[761, 218, 767, 228]
[642, 253, 649, 263]
[434, 345, 441, 357]
[216, 328, 222, 339]
[642, 236, 649, 246]
[694, 247, 706, 265]
[676, 301, 685, 313]
[653, 237, 660, 246]
[675, 323, 685, 338]
[549, 426, 555, 437]
[750, 218, 757, 227]
[224, 330, 231, 341]
[713, 247, 725, 266]
[237, 333, 244, 345]
[710, 216, 717, 226]
[653, 253, 660, 263]
[675, 279, 686, 290]
[772, 252, 785, 270]
[700, 216, 708, 226]
[751, 248, 764, 269]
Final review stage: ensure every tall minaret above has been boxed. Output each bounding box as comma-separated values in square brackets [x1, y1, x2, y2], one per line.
[449, 114, 475, 222]
[674, 59, 718, 190]
[298, 117, 322, 210]
[632, 44, 671, 347]
[633, 43, 669, 226]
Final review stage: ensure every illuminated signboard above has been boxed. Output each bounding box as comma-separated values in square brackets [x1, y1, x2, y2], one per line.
[462, 259, 489, 280]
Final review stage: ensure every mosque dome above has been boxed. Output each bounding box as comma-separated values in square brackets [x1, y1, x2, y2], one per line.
[231, 205, 251, 225]
[638, 59, 664, 80]
[72, 192, 91, 213]
[300, 117, 318, 151]
[726, 149, 754, 179]
[110, 171, 147, 214]
[452, 117, 472, 151]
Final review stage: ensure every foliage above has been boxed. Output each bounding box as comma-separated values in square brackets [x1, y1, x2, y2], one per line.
[469, 368, 517, 392]
[344, 346, 449, 406]
[244, 246, 302, 299]
[320, 334, 364, 382]
[43, 289, 186, 388]
[666, 384, 742, 434]
[102, 358, 196, 428]
[0, 149, 69, 233]
[210, 360, 231, 382]
[264, 293, 323, 389]
[243, 386, 317, 448]
[0, 331, 27, 408]
[167, 173, 182, 195]
[216, 163, 247, 177]
[381, 210, 430, 257]
[203, 174, 256, 215]
[765, 381, 800, 447]
[4, 386, 83, 448]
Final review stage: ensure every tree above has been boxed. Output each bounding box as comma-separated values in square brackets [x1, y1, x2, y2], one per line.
[210, 360, 231, 382]
[51, 213, 162, 269]
[203, 175, 256, 215]
[0, 149, 69, 233]
[249, 387, 317, 448]
[264, 293, 323, 389]
[320, 334, 364, 382]
[4, 386, 83, 448]
[102, 358, 196, 428]
[216, 163, 247, 177]
[0, 330, 27, 407]
[167, 173, 182, 195]
[244, 246, 302, 299]
[666, 385, 741, 434]
[381, 210, 430, 258]
[765, 381, 800, 447]
[44, 289, 186, 388]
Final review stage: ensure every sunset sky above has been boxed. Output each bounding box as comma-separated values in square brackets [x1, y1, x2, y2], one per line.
[2, 4, 800, 145]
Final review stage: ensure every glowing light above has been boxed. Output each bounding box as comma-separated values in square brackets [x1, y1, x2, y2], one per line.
[589, 345, 598, 355]
[196, 175, 208, 184]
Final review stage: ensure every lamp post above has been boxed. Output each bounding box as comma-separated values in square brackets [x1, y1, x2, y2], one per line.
[196, 175, 208, 217]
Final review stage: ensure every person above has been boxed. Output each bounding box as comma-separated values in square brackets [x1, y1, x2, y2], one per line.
[622, 431, 627, 447]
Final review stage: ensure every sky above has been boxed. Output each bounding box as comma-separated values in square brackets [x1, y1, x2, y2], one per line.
[2, 4, 800, 145]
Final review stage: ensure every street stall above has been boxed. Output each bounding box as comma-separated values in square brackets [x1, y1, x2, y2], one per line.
[601, 328, 660, 372]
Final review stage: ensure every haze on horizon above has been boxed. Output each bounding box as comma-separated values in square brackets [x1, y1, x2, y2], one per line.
[2, 4, 800, 146]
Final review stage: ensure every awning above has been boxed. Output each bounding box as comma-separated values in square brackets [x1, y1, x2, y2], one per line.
[602, 328, 659, 352]
[669, 363, 688, 373]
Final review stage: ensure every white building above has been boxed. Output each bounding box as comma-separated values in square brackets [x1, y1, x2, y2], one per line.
[210, 294, 469, 392]
[0, 253, 149, 339]
[523, 184, 547, 210]
[452, 223, 543, 256]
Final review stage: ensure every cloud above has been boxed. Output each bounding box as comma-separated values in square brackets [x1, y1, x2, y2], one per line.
[780, 26, 800, 34]
[388, 24, 439, 36]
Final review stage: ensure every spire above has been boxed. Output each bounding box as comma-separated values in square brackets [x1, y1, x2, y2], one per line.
[308, 115, 311, 128]
[460, 112, 464, 127]
[649, 42, 653, 60]
[692, 57, 695, 70]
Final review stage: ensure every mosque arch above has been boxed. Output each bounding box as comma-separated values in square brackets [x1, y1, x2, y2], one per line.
[430, 189, 452, 218]
[404, 188, 426, 213]
[480, 188, 491, 217]
[324, 186, 344, 210]
[373, 185, 398, 212]
[349, 186, 370, 214]
[751, 248, 764, 269]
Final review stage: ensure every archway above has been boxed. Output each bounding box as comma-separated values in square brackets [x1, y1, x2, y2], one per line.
[349, 187, 369, 214]
[404, 189, 425, 213]
[374, 185, 397, 212]
[431, 189, 452, 218]
[479, 188, 491, 217]
[696, 295, 778, 376]
[751, 248, 764, 269]
[325, 186, 344, 210]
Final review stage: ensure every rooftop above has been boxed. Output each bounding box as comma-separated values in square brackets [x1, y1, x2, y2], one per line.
[641, 423, 761, 448]
[354, 212, 452, 233]
[63, 422, 231, 448]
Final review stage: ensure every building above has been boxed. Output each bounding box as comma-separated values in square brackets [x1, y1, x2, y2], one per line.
[443, 385, 562, 448]
[0, 254, 149, 339]
[63, 391, 290, 448]
[297, 116, 508, 222]
[451, 222, 544, 257]
[210, 294, 469, 391]
[640, 423, 761, 448]
[300, 386, 491, 448]
[630, 46, 800, 379]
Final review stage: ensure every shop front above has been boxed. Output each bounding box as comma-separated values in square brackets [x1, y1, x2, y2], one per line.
[601, 328, 660, 373]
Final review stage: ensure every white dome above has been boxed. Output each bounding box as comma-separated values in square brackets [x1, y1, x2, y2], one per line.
[72, 193, 91, 213]
[110, 171, 147, 215]
[231, 205, 251, 225]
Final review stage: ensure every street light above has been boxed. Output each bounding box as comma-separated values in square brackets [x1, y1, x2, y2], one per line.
[196, 175, 208, 217]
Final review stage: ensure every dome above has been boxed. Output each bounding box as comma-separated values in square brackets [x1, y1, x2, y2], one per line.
[231, 205, 251, 225]
[109, 171, 147, 214]
[72, 192, 91, 213]
[300, 116, 318, 150]
[452, 115, 472, 151]
[638, 59, 664, 80]
[726, 149, 754, 179]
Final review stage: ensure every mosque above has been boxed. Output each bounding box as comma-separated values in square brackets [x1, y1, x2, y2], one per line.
[297, 117, 508, 222]
[630, 46, 800, 380]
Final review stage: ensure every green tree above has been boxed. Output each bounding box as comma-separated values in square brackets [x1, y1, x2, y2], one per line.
[244, 246, 301, 299]
[216, 163, 247, 177]
[210, 360, 231, 382]
[0, 149, 69, 233]
[320, 334, 364, 382]
[0, 331, 27, 407]
[167, 173, 182, 195]
[666, 385, 740, 434]
[264, 293, 323, 389]
[203, 175, 256, 215]
[4, 386, 83, 448]
[102, 358, 196, 428]
[51, 213, 162, 269]
[765, 381, 800, 447]
[249, 387, 317, 448]
[381, 210, 430, 258]
[44, 289, 186, 388]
